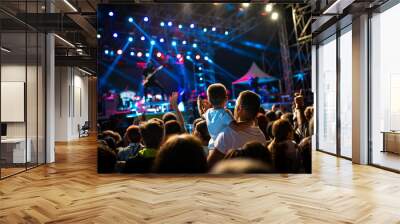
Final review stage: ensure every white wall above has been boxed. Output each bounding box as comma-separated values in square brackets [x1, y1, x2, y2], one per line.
[54, 67, 89, 141]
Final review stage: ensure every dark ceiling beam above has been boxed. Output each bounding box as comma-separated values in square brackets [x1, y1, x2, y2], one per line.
[55, 55, 96, 71]
[53, 0, 97, 47]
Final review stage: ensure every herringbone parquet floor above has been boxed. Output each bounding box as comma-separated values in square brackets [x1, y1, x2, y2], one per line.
[1, 136, 400, 224]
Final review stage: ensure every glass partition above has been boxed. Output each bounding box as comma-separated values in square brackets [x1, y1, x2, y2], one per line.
[339, 28, 352, 158]
[0, 1, 46, 179]
[317, 35, 337, 154]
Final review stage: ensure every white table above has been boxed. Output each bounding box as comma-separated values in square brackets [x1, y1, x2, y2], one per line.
[1, 138, 31, 163]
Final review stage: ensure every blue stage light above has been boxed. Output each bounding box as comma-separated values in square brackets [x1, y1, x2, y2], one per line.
[108, 11, 114, 17]
[203, 28, 207, 32]
[145, 53, 150, 57]
[178, 24, 183, 29]
[212, 27, 216, 31]
[186, 55, 191, 59]
[168, 21, 173, 26]
[130, 51, 135, 56]
[199, 67, 203, 71]
[144, 17, 149, 22]
[113, 33, 118, 38]
[128, 17, 133, 22]
[160, 22, 165, 27]
[190, 24, 195, 29]
[204, 56, 209, 61]
[171, 41, 177, 46]
[192, 43, 197, 48]
[150, 40, 156, 45]
[97, 34, 101, 39]
[182, 40, 187, 45]
[159, 38, 165, 43]
[141, 36, 145, 41]
[128, 36, 133, 42]
[110, 50, 114, 56]
[104, 49, 109, 55]
[225, 31, 229, 35]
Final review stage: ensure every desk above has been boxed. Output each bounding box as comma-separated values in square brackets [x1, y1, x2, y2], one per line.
[1, 138, 31, 163]
[382, 131, 400, 154]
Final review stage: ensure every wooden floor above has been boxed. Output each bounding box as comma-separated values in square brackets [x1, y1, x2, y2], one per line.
[1, 136, 400, 223]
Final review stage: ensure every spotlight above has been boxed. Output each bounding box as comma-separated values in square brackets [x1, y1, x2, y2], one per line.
[171, 41, 177, 46]
[265, 4, 273, 12]
[113, 33, 118, 38]
[190, 24, 195, 29]
[117, 49, 123, 55]
[203, 28, 207, 32]
[199, 77, 203, 81]
[150, 40, 156, 45]
[198, 66, 203, 71]
[145, 53, 150, 57]
[159, 38, 165, 43]
[128, 36, 134, 42]
[128, 17, 133, 23]
[130, 51, 135, 56]
[192, 43, 197, 48]
[157, 52, 162, 58]
[271, 12, 279, 20]
[195, 54, 201, 60]
[224, 31, 229, 35]
[110, 50, 114, 56]
[137, 52, 143, 57]
[178, 24, 183, 29]
[177, 54, 182, 59]
[97, 34, 101, 39]
[144, 16, 149, 22]
[160, 21, 165, 27]
[182, 40, 187, 45]
[167, 21, 173, 26]
[212, 27, 216, 31]
[108, 11, 114, 17]
[141, 36, 145, 41]
[242, 3, 250, 8]
[104, 49, 109, 55]
[186, 55, 191, 60]
[204, 56, 209, 61]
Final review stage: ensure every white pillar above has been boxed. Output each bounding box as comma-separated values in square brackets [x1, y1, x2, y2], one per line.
[46, 0, 55, 163]
[311, 45, 317, 151]
[352, 14, 369, 164]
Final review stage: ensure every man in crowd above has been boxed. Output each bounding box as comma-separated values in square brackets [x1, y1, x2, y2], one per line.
[207, 90, 266, 167]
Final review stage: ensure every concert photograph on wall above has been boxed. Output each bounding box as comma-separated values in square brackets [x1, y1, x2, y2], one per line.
[97, 3, 312, 174]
